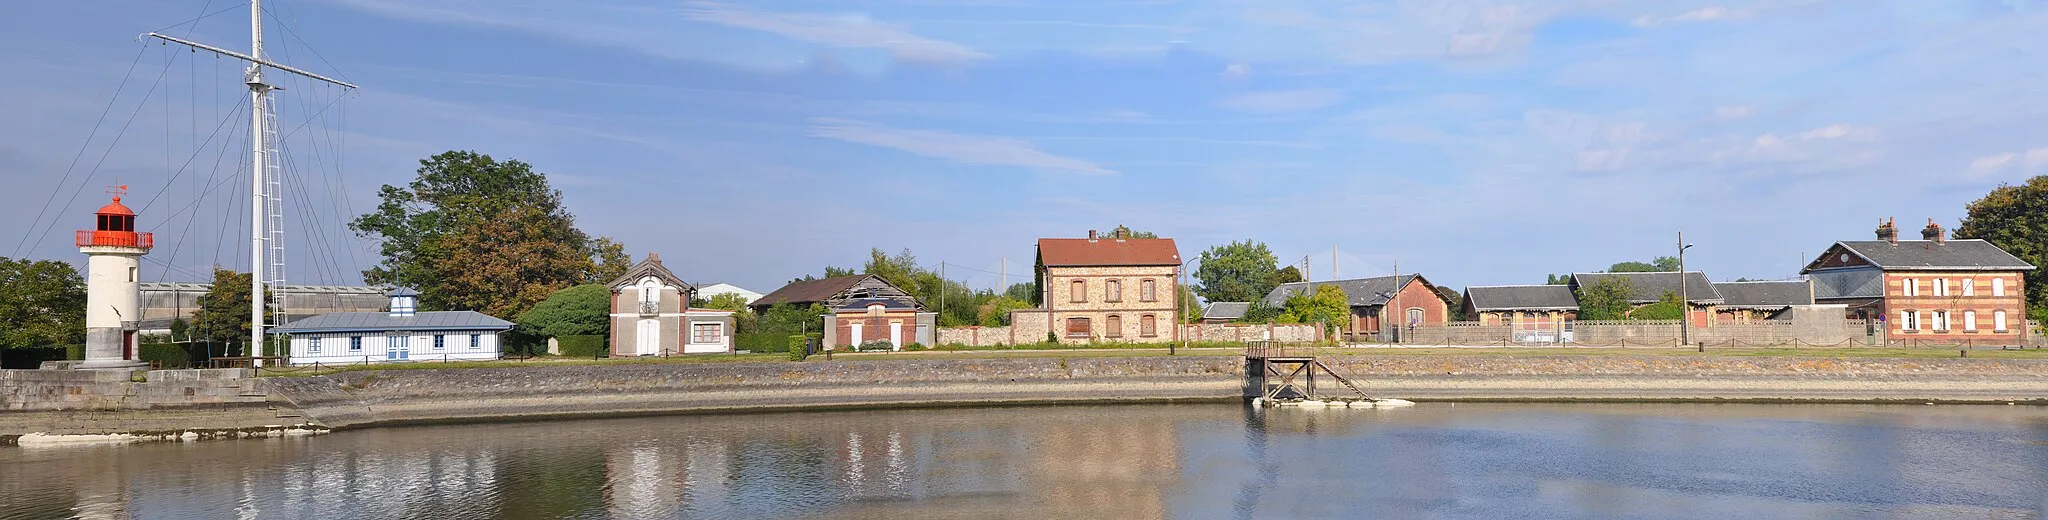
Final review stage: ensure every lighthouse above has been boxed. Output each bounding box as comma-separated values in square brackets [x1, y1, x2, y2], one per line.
[76, 187, 152, 369]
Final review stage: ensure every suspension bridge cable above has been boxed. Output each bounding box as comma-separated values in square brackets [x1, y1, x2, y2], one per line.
[10, 45, 149, 257]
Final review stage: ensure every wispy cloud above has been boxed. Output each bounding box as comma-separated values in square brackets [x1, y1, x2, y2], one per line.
[807, 118, 1116, 175]
[1968, 152, 2016, 176]
[1633, 6, 1749, 27]
[1714, 105, 1751, 119]
[682, 2, 988, 65]
[1215, 88, 1345, 114]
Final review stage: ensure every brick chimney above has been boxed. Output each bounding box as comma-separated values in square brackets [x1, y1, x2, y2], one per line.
[647, 252, 661, 265]
[1922, 218, 1944, 243]
[1087, 229, 1098, 241]
[1876, 217, 1897, 244]
[1114, 225, 1130, 241]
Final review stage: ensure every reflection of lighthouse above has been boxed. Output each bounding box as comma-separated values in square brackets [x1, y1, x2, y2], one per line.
[76, 187, 151, 369]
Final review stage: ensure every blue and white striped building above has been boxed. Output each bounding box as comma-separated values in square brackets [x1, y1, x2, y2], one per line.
[276, 288, 513, 365]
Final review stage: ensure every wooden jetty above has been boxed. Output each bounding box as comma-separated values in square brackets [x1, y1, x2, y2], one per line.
[1243, 341, 1411, 408]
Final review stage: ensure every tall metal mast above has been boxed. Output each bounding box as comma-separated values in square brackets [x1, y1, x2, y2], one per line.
[145, 0, 357, 367]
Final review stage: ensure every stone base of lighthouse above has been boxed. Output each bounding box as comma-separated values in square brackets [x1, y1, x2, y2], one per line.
[78, 326, 146, 370]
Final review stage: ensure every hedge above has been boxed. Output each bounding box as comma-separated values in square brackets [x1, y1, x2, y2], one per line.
[788, 333, 820, 361]
[1, 346, 79, 369]
[139, 343, 190, 366]
[557, 335, 607, 358]
[734, 333, 787, 353]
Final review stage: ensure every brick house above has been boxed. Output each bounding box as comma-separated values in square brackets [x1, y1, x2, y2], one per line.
[1035, 228, 1182, 344]
[752, 274, 934, 350]
[607, 253, 735, 356]
[1261, 274, 1450, 341]
[1711, 280, 1814, 324]
[1801, 218, 2033, 344]
[1569, 271, 1721, 327]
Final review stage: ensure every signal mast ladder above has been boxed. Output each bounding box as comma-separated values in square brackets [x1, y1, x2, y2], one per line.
[1243, 341, 1413, 408]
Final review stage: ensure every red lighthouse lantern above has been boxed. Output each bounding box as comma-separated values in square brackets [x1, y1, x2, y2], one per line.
[76, 187, 153, 249]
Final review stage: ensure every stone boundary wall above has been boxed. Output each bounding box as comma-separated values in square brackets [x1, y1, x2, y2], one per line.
[1404, 320, 1866, 346]
[936, 323, 1321, 346]
[1, 369, 269, 412]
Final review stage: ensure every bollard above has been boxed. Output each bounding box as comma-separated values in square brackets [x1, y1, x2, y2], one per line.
[1960, 349, 1968, 358]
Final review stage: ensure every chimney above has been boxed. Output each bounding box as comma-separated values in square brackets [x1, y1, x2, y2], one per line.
[1876, 217, 1897, 244]
[1088, 230, 1098, 241]
[647, 252, 661, 264]
[1921, 218, 1944, 243]
[1114, 225, 1129, 241]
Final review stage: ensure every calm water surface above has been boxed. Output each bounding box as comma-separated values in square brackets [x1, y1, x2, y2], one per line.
[4, 403, 2048, 519]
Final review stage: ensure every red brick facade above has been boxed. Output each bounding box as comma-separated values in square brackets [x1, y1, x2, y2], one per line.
[1877, 272, 2027, 342]
[834, 307, 922, 347]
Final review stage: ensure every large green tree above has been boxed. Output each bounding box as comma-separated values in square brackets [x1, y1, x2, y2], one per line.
[350, 151, 628, 318]
[0, 257, 86, 350]
[1278, 284, 1349, 336]
[1576, 277, 1635, 321]
[514, 284, 611, 343]
[1194, 240, 1281, 303]
[1956, 175, 2048, 333]
[188, 268, 265, 356]
[757, 303, 828, 334]
[1608, 257, 1681, 272]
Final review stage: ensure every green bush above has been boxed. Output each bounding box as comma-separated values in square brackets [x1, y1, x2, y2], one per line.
[66, 344, 84, 361]
[1, 346, 77, 369]
[735, 333, 787, 353]
[557, 335, 607, 358]
[138, 343, 190, 366]
[787, 334, 810, 361]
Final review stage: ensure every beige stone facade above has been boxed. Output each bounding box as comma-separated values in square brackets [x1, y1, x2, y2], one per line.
[1040, 265, 1180, 344]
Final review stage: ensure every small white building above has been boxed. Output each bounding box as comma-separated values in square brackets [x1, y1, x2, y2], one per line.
[608, 253, 736, 356]
[696, 283, 763, 305]
[276, 288, 513, 365]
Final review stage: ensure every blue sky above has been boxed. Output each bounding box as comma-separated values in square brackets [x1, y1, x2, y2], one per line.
[3, 0, 2045, 296]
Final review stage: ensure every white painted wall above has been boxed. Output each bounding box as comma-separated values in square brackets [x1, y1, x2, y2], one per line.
[82, 248, 143, 329]
[287, 330, 503, 365]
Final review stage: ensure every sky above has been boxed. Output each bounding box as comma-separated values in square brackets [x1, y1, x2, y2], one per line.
[2, 0, 2045, 297]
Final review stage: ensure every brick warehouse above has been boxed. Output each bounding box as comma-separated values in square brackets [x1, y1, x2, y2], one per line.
[1033, 227, 1182, 344]
[1803, 218, 2034, 344]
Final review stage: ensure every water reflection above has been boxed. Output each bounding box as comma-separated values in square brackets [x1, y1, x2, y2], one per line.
[2, 403, 2046, 519]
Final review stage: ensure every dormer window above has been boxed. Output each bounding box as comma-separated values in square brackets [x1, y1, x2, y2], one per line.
[868, 303, 886, 315]
[389, 289, 418, 317]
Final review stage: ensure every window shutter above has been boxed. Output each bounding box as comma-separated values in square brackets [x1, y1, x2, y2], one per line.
[1964, 311, 1976, 331]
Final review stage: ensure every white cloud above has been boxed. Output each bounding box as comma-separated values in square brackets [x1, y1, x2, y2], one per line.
[807, 118, 1116, 175]
[682, 2, 988, 65]
[1221, 63, 1252, 79]
[1968, 153, 2016, 176]
[1715, 105, 1751, 119]
[1633, 6, 1749, 27]
[1215, 88, 1346, 114]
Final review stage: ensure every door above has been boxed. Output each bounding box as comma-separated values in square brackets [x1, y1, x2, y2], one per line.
[889, 321, 902, 351]
[850, 321, 864, 348]
[637, 319, 660, 356]
[387, 334, 410, 360]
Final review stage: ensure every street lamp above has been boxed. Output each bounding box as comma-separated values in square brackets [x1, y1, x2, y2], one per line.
[1679, 232, 1697, 352]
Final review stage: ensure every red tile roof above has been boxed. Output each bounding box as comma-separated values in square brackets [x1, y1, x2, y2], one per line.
[1037, 238, 1181, 267]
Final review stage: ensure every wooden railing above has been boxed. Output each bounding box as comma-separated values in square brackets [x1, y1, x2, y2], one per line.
[1244, 341, 1310, 359]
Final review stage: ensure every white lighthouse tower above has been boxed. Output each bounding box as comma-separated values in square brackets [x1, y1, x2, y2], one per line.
[76, 186, 151, 370]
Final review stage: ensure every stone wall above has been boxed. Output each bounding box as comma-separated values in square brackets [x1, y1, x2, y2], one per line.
[1, 369, 269, 412]
[937, 321, 1321, 346]
[1185, 323, 1321, 343]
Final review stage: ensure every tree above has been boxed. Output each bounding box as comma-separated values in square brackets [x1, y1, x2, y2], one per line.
[1436, 286, 1467, 321]
[1236, 301, 1283, 324]
[1279, 284, 1349, 336]
[1629, 290, 1683, 320]
[1194, 240, 1282, 303]
[349, 150, 624, 317]
[977, 296, 1033, 327]
[1179, 284, 1203, 324]
[514, 284, 611, 342]
[1003, 281, 1039, 306]
[699, 293, 750, 311]
[0, 257, 86, 350]
[1097, 225, 1156, 239]
[1576, 276, 1634, 321]
[757, 303, 828, 334]
[189, 268, 263, 356]
[1956, 175, 2048, 331]
[1608, 257, 1682, 273]
[1546, 274, 1570, 285]
[1269, 265, 1304, 286]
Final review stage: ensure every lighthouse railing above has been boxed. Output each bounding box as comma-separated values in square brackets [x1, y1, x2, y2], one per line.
[76, 230, 152, 248]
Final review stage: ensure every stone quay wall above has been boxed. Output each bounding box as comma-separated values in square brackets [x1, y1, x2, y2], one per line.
[1, 368, 268, 412]
[937, 322, 1321, 347]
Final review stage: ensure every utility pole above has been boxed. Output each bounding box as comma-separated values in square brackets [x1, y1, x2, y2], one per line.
[1333, 246, 1339, 280]
[1679, 231, 1696, 352]
[940, 261, 947, 322]
[147, 2, 358, 367]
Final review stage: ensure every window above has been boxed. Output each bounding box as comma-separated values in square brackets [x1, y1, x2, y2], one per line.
[349, 336, 363, 351]
[128, 267, 137, 282]
[1902, 278, 1918, 297]
[868, 304, 885, 316]
[470, 334, 481, 350]
[1931, 310, 1948, 331]
[1994, 310, 2008, 331]
[1407, 308, 1425, 327]
[434, 335, 446, 350]
[1070, 280, 1087, 303]
[1105, 315, 1123, 337]
[1964, 311, 1978, 331]
[1140, 279, 1157, 302]
[309, 337, 322, 354]
[1140, 315, 1157, 337]
[1106, 279, 1123, 302]
[692, 322, 723, 344]
[1066, 317, 1091, 338]
[1963, 279, 1975, 296]
[1993, 278, 2006, 297]
[1901, 310, 1918, 331]
[1933, 278, 1949, 296]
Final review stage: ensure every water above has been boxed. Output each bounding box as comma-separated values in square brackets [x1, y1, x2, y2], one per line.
[5, 403, 2047, 519]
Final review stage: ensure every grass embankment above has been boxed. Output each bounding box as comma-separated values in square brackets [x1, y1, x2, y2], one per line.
[255, 344, 2048, 376]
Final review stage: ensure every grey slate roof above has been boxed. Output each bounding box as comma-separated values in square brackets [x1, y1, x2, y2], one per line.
[274, 311, 512, 333]
[1806, 240, 2035, 272]
[1464, 285, 1578, 311]
[1262, 275, 1435, 308]
[1570, 272, 1723, 304]
[387, 287, 419, 297]
[834, 298, 919, 311]
[1203, 302, 1251, 320]
[1711, 280, 1813, 310]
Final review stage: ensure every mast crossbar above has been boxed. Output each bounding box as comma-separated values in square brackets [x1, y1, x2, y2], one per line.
[142, 32, 358, 89]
